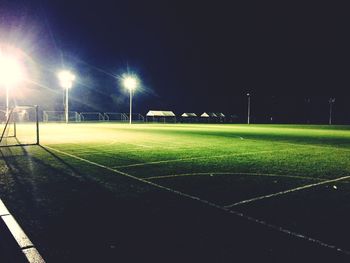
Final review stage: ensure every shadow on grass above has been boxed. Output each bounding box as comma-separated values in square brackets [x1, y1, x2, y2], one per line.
[0, 144, 132, 262]
[0, 144, 349, 263]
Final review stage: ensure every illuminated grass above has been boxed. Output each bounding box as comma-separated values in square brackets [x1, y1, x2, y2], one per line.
[1, 123, 350, 261]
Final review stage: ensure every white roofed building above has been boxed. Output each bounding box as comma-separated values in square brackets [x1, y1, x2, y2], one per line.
[181, 113, 198, 122]
[200, 112, 210, 122]
[146, 110, 176, 123]
[216, 113, 226, 122]
[181, 113, 197, 117]
[200, 112, 225, 123]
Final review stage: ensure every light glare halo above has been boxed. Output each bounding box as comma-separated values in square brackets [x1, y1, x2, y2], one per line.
[122, 75, 139, 91]
[0, 54, 24, 87]
[58, 70, 76, 89]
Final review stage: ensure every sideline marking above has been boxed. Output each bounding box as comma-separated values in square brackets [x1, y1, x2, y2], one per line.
[43, 145, 350, 256]
[113, 149, 289, 169]
[225, 175, 350, 208]
[0, 199, 45, 263]
[65, 140, 206, 155]
[2, 214, 34, 249]
[0, 199, 10, 216]
[146, 172, 325, 181]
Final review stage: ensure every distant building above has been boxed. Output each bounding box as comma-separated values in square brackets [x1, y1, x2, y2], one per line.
[200, 112, 210, 122]
[146, 110, 176, 123]
[181, 113, 198, 122]
[216, 113, 226, 122]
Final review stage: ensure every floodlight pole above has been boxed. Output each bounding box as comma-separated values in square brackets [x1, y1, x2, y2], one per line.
[5, 85, 9, 120]
[35, 105, 40, 145]
[247, 93, 251, 124]
[329, 98, 335, 125]
[329, 100, 332, 125]
[129, 88, 132, 124]
[58, 70, 75, 123]
[65, 87, 69, 123]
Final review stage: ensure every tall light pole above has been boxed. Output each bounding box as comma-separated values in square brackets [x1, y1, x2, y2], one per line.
[122, 75, 139, 124]
[329, 97, 335, 125]
[0, 53, 24, 120]
[247, 93, 251, 124]
[57, 70, 75, 123]
[5, 84, 9, 119]
[305, 98, 311, 124]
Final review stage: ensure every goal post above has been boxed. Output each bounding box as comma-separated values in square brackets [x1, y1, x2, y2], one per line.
[124, 113, 145, 122]
[0, 105, 39, 147]
[80, 112, 105, 121]
[103, 112, 128, 122]
[43, 111, 81, 122]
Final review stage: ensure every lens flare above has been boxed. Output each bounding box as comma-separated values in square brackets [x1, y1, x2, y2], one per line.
[57, 70, 76, 89]
[122, 74, 139, 91]
[0, 52, 24, 87]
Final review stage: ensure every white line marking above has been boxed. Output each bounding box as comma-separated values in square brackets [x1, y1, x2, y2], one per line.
[64, 141, 203, 155]
[0, 199, 10, 216]
[43, 145, 350, 255]
[22, 247, 46, 263]
[145, 172, 325, 181]
[225, 175, 350, 208]
[113, 149, 289, 169]
[78, 144, 203, 156]
[0, 198, 45, 262]
[2, 214, 34, 249]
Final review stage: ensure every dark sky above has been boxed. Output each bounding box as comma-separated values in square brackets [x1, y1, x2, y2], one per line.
[1, 0, 350, 123]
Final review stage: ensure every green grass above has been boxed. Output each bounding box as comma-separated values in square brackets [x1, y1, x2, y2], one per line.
[1, 123, 350, 262]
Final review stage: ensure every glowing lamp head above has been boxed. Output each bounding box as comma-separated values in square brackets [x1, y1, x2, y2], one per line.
[0, 54, 24, 86]
[58, 70, 75, 89]
[122, 75, 138, 91]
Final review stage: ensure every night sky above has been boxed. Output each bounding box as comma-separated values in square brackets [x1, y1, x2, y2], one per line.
[1, 0, 350, 123]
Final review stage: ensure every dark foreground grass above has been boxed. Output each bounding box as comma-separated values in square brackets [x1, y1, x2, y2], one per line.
[0, 123, 350, 262]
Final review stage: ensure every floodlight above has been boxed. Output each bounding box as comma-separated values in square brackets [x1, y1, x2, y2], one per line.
[0, 54, 24, 86]
[57, 70, 75, 89]
[57, 70, 76, 123]
[122, 75, 138, 91]
[120, 74, 140, 124]
[0, 51, 25, 120]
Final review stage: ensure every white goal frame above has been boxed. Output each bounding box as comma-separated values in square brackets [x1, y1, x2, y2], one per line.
[0, 105, 40, 147]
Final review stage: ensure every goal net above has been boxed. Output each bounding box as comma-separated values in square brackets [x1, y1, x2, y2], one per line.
[0, 105, 39, 147]
[103, 112, 128, 122]
[43, 111, 81, 122]
[125, 113, 145, 122]
[80, 112, 105, 121]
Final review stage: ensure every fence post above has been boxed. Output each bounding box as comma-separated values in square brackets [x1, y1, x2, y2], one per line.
[36, 105, 40, 145]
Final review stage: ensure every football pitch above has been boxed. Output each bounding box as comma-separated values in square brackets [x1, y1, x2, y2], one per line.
[1, 123, 350, 262]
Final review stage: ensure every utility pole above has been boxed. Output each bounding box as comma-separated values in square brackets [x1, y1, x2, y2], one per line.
[247, 93, 251, 124]
[329, 97, 335, 125]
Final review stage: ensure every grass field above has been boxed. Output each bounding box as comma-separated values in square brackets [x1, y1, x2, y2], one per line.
[1, 123, 350, 262]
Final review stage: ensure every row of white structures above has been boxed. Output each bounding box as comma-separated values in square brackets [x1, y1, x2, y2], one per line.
[42, 110, 225, 122]
[146, 110, 226, 122]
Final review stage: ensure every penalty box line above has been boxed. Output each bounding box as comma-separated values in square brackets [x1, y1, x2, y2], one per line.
[225, 174, 350, 208]
[113, 149, 290, 169]
[43, 145, 350, 256]
[146, 172, 325, 181]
